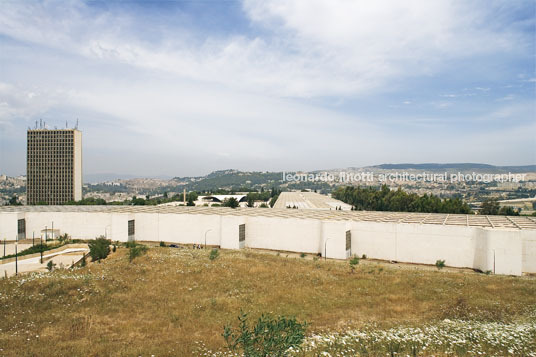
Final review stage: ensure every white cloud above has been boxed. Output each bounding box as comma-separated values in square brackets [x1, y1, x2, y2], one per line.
[0, 0, 534, 175]
[0, 82, 71, 127]
[496, 94, 515, 101]
[0, 0, 530, 99]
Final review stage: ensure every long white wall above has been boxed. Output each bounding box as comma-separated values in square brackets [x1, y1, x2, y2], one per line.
[0, 211, 534, 275]
[348, 221, 526, 275]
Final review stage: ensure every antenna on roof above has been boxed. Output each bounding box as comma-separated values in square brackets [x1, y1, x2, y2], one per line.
[66, 121, 68, 129]
[39, 119, 43, 129]
[75, 118, 79, 130]
[35, 120, 38, 129]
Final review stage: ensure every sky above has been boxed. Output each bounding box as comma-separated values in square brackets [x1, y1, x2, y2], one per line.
[0, 0, 535, 179]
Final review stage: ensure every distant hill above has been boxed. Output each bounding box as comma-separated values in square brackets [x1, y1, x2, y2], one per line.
[173, 170, 285, 191]
[371, 163, 536, 173]
[85, 173, 172, 183]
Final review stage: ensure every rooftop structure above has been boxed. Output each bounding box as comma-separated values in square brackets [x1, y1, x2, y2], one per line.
[274, 191, 369, 210]
[1, 205, 535, 230]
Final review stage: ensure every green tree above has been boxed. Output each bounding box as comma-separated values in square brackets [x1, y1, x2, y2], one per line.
[223, 197, 240, 208]
[332, 185, 472, 214]
[8, 195, 22, 206]
[480, 199, 500, 215]
[498, 206, 520, 216]
[131, 196, 146, 205]
[269, 195, 279, 208]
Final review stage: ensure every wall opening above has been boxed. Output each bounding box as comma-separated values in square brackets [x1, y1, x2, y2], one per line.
[239, 224, 245, 248]
[17, 219, 26, 241]
[128, 219, 135, 242]
[345, 230, 351, 258]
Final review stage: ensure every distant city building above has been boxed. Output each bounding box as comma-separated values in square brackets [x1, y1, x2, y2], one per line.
[26, 128, 82, 205]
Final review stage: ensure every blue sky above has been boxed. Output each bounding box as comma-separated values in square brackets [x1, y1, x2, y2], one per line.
[0, 0, 534, 178]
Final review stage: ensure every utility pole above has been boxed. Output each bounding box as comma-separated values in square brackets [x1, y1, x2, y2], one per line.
[324, 238, 332, 261]
[204, 229, 212, 249]
[40, 236, 43, 264]
[15, 240, 18, 276]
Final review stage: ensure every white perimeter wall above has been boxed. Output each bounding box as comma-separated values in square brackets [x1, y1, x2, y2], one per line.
[521, 230, 536, 273]
[0, 211, 534, 275]
[349, 221, 527, 275]
[0, 213, 23, 240]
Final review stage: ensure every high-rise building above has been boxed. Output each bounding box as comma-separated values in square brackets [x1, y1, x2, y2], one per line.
[26, 128, 82, 205]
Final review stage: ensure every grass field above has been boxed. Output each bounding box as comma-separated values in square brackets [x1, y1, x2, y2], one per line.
[0, 246, 535, 356]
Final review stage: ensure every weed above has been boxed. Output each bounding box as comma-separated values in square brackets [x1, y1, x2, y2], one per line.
[129, 244, 148, 262]
[80, 254, 86, 267]
[435, 259, 446, 270]
[209, 248, 219, 261]
[46, 260, 56, 272]
[349, 255, 360, 273]
[223, 311, 306, 356]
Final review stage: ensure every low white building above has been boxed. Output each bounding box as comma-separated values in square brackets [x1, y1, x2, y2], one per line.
[0, 206, 535, 276]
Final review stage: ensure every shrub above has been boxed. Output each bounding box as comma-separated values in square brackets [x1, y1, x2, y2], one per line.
[362, 254, 367, 259]
[300, 253, 306, 258]
[2, 243, 51, 261]
[209, 248, 219, 261]
[80, 254, 87, 267]
[47, 260, 56, 271]
[435, 259, 446, 270]
[349, 256, 360, 273]
[223, 311, 307, 356]
[58, 233, 70, 245]
[129, 244, 148, 262]
[112, 244, 117, 252]
[124, 241, 138, 248]
[159, 241, 166, 247]
[88, 237, 111, 262]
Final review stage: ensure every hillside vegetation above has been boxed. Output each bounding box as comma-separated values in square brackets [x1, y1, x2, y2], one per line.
[0, 248, 534, 356]
[333, 185, 472, 213]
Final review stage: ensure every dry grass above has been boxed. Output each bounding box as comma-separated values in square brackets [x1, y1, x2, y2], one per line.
[0, 247, 535, 356]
